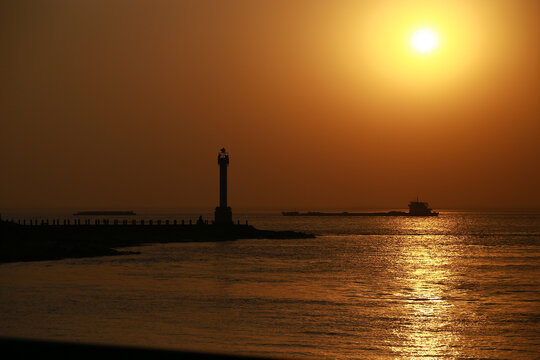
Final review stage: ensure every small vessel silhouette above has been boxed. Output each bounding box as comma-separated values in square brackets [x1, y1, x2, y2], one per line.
[282, 199, 439, 217]
[407, 199, 439, 216]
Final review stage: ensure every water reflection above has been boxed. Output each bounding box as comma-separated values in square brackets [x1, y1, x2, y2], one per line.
[393, 233, 460, 359]
[0, 213, 538, 358]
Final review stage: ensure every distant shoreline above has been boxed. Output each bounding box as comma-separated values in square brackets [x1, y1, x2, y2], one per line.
[73, 211, 136, 216]
[0, 221, 314, 264]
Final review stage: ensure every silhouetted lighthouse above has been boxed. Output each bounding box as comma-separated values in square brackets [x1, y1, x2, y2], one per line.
[214, 148, 233, 224]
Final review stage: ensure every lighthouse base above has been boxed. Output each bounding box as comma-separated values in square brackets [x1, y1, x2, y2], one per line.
[214, 206, 233, 225]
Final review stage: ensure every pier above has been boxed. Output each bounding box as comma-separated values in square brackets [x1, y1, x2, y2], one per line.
[0, 216, 247, 227]
[0, 216, 310, 263]
[0, 148, 313, 263]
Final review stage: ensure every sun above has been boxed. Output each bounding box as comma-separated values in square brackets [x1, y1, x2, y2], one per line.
[410, 28, 439, 54]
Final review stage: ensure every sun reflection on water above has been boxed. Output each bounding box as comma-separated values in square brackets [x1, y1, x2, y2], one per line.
[392, 232, 461, 359]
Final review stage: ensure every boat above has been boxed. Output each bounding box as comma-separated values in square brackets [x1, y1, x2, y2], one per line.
[282, 199, 439, 217]
[407, 200, 439, 216]
[73, 211, 136, 216]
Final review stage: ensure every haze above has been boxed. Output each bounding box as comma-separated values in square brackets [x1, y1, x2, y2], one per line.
[1, 0, 539, 210]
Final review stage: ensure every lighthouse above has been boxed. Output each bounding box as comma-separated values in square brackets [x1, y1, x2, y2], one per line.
[214, 148, 233, 224]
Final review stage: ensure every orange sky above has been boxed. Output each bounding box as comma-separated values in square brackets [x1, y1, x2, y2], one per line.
[1, 0, 539, 210]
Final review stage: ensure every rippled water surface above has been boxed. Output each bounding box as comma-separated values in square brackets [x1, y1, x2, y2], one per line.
[1, 211, 539, 359]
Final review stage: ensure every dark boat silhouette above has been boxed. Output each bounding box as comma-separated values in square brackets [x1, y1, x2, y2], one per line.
[406, 200, 439, 216]
[282, 199, 439, 217]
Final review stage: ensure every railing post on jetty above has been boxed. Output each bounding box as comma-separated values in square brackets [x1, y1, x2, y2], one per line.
[182, 220, 184, 225]
[173, 220, 177, 225]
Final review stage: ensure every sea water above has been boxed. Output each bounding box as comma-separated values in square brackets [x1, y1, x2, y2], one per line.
[0, 211, 539, 359]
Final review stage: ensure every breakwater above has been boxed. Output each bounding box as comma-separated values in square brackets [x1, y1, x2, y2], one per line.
[0, 219, 314, 263]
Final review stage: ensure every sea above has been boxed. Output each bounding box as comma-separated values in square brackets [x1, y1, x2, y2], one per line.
[1, 209, 539, 359]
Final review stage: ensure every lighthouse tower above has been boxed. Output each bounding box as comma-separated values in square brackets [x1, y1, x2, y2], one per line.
[214, 148, 233, 224]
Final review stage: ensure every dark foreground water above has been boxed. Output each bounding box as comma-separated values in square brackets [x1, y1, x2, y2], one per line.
[1, 211, 539, 359]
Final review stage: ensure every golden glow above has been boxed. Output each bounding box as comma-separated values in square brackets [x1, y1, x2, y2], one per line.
[391, 231, 461, 358]
[410, 28, 439, 53]
[333, 1, 495, 102]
